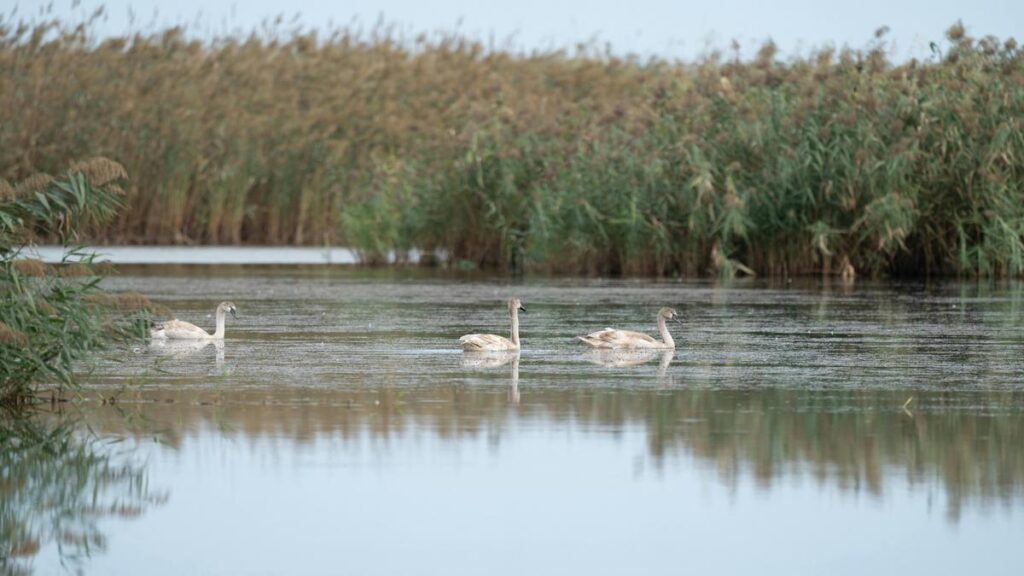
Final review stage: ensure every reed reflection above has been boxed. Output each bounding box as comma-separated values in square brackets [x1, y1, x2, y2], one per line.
[77, 386, 1024, 523]
[0, 412, 164, 576]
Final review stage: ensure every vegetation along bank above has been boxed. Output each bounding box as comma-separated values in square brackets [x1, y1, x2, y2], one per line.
[2, 17, 1022, 276]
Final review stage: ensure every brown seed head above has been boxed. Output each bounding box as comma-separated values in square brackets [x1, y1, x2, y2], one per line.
[85, 291, 172, 317]
[13, 259, 49, 277]
[116, 292, 155, 311]
[84, 294, 117, 307]
[946, 22, 966, 42]
[0, 179, 15, 201]
[69, 157, 129, 188]
[0, 321, 29, 347]
[15, 173, 54, 195]
[57, 264, 94, 278]
[93, 261, 116, 275]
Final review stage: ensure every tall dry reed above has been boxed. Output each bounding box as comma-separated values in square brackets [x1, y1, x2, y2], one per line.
[1, 16, 1022, 276]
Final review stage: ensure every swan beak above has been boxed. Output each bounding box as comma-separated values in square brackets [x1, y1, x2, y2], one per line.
[673, 317, 683, 326]
[518, 305, 527, 313]
[230, 309, 238, 319]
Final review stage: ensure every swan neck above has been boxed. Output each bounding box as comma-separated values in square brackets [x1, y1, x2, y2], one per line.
[658, 315, 675, 348]
[510, 308, 520, 347]
[213, 308, 226, 339]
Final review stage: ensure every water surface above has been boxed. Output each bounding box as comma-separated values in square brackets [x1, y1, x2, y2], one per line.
[8, 269, 1024, 575]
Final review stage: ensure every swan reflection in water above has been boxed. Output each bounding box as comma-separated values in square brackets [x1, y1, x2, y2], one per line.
[460, 351, 521, 405]
[149, 338, 226, 367]
[584, 349, 674, 383]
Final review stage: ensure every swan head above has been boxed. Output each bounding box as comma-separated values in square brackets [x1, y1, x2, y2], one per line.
[658, 307, 682, 325]
[507, 297, 526, 315]
[218, 301, 239, 319]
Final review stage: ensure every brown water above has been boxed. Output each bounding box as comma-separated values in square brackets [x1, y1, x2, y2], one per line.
[7, 268, 1024, 575]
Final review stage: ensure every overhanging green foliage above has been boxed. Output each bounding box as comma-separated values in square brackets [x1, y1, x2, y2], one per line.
[0, 160, 153, 403]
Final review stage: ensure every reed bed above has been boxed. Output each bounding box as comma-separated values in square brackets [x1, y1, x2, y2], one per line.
[1, 16, 1022, 276]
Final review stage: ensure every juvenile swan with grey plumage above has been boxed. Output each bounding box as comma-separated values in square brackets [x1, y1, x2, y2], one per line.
[459, 298, 526, 351]
[150, 301, 238, 340]
[577, 307, 681, 349]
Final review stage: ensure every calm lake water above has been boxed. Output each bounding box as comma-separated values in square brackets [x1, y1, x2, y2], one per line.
[8, 267, 1024, 575]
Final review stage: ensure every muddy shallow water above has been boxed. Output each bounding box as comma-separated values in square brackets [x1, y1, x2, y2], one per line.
[11, 268, 1024, 575]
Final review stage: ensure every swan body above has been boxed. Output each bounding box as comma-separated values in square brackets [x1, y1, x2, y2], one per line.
[460, 298, 525, 351]
[578, 307, 681, 350]
[150, 301, 238, 340]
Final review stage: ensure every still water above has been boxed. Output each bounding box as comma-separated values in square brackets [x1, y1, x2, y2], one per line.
[8, 268, 1024, 575]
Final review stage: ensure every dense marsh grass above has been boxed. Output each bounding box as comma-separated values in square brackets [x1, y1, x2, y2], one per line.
[1, 16, 1022, 276]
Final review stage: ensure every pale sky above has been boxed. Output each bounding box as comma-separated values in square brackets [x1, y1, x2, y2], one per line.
[9, 0, 1021, 60]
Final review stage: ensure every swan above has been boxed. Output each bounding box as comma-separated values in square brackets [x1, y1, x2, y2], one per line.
[459, 298, 525, 351]
[577, 307, 682, 349]
[150, 301, 238, 340]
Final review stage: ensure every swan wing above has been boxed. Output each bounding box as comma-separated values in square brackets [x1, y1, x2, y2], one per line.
[151, 319, 211, 340]
[148, 338, 213, 356]
[577, 328, 657, 349]
[460, 333, 517, 351]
